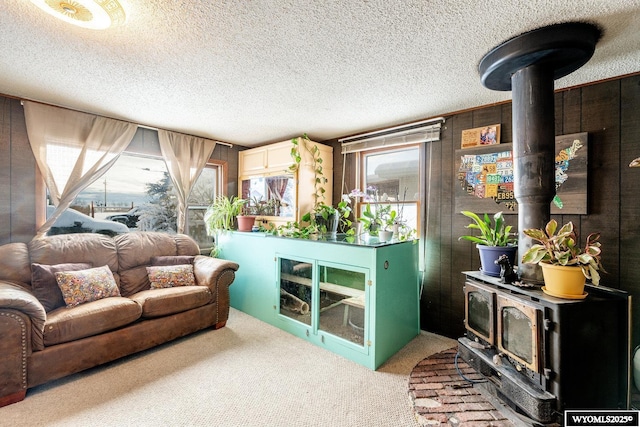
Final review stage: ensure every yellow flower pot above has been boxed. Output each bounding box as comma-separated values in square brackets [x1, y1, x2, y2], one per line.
[540, 262, 587, 299]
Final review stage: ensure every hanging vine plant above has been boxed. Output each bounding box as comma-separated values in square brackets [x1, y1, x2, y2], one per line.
[287, 133, 328, 210]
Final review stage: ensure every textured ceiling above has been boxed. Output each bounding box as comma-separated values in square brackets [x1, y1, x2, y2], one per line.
[1, 1, 639, 147]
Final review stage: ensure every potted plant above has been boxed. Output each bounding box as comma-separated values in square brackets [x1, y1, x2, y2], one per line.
[277, 134, 355, 240]
[378, 209, 396, 242]
[236, 202, 257, 232]
[310, 203, 340, 238]
[459, 211, 517, 277]
[203, 196, 247, 256]
[521, 219, 604, 298]
[204, 195, 246, 234]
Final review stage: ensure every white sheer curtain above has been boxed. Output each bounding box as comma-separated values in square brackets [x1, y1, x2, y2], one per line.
[158, 130, 216, 234]
[23, 101, 138, 238]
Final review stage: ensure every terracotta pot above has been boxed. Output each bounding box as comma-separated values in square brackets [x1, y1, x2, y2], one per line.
[236, 215, 256, 232]
[476, 245, 518, 277]
[540, 262, 586, 298]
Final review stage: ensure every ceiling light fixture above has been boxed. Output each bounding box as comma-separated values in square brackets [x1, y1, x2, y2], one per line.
[29, 0, 127, 30]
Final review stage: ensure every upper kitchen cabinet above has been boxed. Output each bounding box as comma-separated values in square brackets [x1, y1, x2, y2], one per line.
[239, 138, 333, 228]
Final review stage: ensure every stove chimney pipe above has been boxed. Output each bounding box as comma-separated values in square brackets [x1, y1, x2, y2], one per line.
[479, 22, 601, 282]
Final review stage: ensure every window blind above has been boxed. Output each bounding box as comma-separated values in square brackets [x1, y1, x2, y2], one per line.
[339, 118, 444, 154]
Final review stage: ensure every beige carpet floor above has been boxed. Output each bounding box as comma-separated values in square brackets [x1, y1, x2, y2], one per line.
[1, 308, 456, 427]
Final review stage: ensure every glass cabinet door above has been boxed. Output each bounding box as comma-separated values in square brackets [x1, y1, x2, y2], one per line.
[317, 263, 367, 347]
[278, 257, 313, 326]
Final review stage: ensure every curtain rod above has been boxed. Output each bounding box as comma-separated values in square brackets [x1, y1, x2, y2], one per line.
[137, 124, 233, 147]
[19, 99, 234, 148]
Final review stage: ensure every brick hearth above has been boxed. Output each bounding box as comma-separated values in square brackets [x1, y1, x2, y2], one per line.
[408, 347, 517, 426]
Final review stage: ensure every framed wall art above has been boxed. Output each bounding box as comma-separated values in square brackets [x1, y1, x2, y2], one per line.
[455, 132, 588, 214]
[461, 124, 501, 149]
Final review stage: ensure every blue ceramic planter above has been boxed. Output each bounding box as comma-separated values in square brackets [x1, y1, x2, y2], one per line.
[476, 244, 518, 277]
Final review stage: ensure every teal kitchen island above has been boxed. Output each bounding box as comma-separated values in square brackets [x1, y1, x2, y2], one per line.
[217, 232, 420, 370]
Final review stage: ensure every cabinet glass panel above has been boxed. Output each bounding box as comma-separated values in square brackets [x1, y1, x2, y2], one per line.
[279, 258, 313, 325]
[241, 175, 295, 217]
[318, 265, 366, 346]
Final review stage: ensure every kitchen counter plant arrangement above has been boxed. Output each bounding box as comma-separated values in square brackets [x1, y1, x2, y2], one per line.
[459, 210, 517, 277]
[521, 219, 604, 298]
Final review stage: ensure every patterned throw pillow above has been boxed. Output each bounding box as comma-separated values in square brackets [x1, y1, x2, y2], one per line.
[55, 265, 121, 308]
[31, 262, 93, 312]
[146, 264, 196, 289]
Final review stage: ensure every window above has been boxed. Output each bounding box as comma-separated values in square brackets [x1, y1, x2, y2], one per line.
[46, 149, 221, 247]
[359, 146, 420, 232]
[186, 165, 220, 247]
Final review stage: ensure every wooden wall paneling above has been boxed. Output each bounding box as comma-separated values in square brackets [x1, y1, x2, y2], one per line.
[212, 143, 239, 197]
[500, 103, 513, 145]
[422, 136, 444, 332]
[327, 139, 343, 206]
[449, 112, 474, 337]
[581, 81, 621, 288]
[9, 99, 36, 243]
[441, 116, 461, 337]
[0, 98, 11, 244]
[440, 115, 468, 336]
[554, 91, 564, 135]
[471, 104, 503, 131]
[560, 88, 582, 135]
[229, 146, 239, 197]
[452, 112, 478, 267]
[620, 75, 640, 345]
[553, 88, 585, 233]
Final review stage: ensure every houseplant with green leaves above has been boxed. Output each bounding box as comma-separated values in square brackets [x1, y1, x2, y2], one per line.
[204, 195, 246, 233]
[277, 134, 354, 240]
[349, 186, 389, 237]
[203, 195, 247, 255]
[459, 210, 517, 277]
[521, 219, 604, 297]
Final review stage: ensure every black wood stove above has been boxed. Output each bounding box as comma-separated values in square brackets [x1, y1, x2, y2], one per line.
[458, 271, 630, 424]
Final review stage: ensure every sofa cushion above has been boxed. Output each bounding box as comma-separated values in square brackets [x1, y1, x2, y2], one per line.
[129, 286, 211, 318]
[44, 297, 142, 346]
[28, 233, 118, 279]
[118, 266, 151, 297]
[115, 232, 200, 297]
[0, 242, 32, 289]
[147, 264, 196, 289]
[31, 262, 93, 312]
[115, 232, 199, 271]
[151, 255, 196, 266]
[55, 265, 121, 308]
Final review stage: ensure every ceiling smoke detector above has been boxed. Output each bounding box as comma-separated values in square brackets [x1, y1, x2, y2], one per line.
[30, 0, 127, 30]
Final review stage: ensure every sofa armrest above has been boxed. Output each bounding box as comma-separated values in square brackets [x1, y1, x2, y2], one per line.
[0, 281, 45, 407]
[0, 308, 32, 406]
[193, 256, 239, 325]
[0, 282, 46, 351]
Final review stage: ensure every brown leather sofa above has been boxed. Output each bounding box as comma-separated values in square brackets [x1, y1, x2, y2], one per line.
[0, 231, 239, 407]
